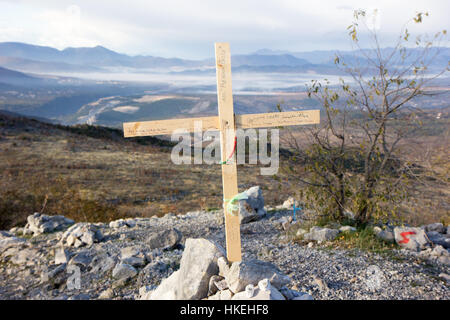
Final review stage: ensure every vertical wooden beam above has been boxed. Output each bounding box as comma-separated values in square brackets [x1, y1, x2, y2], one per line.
[215, 42, 241, 263]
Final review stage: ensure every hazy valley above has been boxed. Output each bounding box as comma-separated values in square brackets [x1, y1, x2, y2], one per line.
[0, 42, 449, 128]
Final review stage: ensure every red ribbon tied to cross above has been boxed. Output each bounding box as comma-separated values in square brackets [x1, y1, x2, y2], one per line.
[399, 231, 416, 244]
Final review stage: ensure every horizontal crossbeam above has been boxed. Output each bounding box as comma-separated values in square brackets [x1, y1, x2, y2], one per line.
[123, 109, 319, 137]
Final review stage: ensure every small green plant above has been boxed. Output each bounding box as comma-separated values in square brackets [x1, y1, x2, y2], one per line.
[333, 226, 397, 254]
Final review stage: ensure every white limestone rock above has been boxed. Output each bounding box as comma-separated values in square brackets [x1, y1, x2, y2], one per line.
[237, 186, 267, 224]
[217, 256, 230, 277]
[0, 233, 26, 255]
[147, 228, 182, 250]
[120, 246, 147, 267]
[225, 259, 291, 293]
[430, 245, 448, 257]
[149, 238, 225, 300]
[304, 227, 339, 242]
[426, 231, 450, 249]
[8, 247, 41, 266]
[61, 223, 103, 248]
[207, 289, 234, 300]
[112, 263, 137, 280]
[373, 226, 395, 243]
[138, 286, 154, 300]
[109, 219, 127, 229]
[231, 285, 285, 300]
[424, 223, 445, 234]
[98, 288, 114, 299]
[54, 246, 69, 265]
[339, 226, 357, 233]
[245, 284, 255, 298]
[393, 227, 429, 251]
[24, 212, 74, 235]
[207, 275, 224, 296]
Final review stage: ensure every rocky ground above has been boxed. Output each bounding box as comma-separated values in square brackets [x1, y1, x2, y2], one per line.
[0, 188, 449, 300]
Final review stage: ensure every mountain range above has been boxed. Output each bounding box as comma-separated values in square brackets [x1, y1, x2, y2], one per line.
[0, 66, 41, 86]
[0, 42, 315, 67]
[0, 42, 448, 76]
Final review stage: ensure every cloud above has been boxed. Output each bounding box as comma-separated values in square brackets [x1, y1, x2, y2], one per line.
[0, 0, 448, 58]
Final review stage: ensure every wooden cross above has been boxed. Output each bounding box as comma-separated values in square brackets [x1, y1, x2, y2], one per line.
[123, 43, 320, 262]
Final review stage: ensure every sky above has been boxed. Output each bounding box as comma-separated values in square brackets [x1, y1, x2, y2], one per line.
[0, 0, 449, 59]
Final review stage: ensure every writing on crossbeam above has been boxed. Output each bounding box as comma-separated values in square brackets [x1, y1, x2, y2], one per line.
[123, 110, 319, 137]
[237, 110, 319, 128]
[123, 116, 219, 137]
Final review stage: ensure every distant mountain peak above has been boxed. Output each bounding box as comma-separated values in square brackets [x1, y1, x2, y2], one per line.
[0, 41, 448, 74]
[62, 45, 115, 52]
[0, 66, 33, 79]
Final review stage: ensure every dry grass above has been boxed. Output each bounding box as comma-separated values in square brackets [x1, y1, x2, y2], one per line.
[0, 109, 448, 230]
[0, 114, 293, 229]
